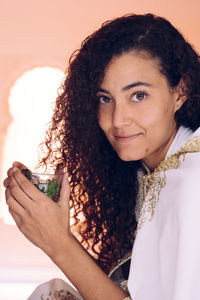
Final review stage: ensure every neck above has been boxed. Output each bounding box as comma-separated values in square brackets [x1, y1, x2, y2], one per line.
[142, 127, 178, 171]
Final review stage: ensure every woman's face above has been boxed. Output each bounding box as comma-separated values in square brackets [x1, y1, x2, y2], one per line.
[97, 51, 184, 170]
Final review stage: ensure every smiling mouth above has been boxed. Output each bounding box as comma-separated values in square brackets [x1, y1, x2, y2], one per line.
[114, 133, 142, 143]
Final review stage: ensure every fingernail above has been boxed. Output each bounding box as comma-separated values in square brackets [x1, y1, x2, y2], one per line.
[12, 167, 17, 173]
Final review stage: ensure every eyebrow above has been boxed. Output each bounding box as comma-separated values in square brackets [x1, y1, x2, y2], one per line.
[98, 81, 152, 94]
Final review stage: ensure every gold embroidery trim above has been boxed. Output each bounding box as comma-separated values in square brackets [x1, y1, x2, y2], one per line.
[108, 252, 131, 278]
[41, 289, 80, 300]
[108, 252, 131, 293]
[137, 135, 200, 232]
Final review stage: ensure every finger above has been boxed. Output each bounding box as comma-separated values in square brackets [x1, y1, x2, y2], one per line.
[13, 161, 28, 170]
[3, 177, 9, 188]
[58, 173, 70, 210]
[7, 167, 13, 176]
[8, 168, 37, 207]
[6, 162, 26, 178]
[5, 188, 25, 215]
[11, 167, 51, 205]
[9, 209, 21, 227]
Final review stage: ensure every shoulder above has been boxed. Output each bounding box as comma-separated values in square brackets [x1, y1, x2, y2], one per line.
[161, 151, 200, 219]
[172, 158, 200, 224]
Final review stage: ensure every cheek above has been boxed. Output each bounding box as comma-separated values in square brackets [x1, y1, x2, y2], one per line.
[97, 110, 104, 130]
[97, 108, 111, 132]
[138, 106, 163, 128]
[141, 102, 174, 128]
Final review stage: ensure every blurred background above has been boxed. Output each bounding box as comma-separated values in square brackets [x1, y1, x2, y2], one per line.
[0, 0, 200, 299]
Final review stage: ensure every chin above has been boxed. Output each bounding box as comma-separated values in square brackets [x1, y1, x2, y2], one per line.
[116, 150, 142, 162]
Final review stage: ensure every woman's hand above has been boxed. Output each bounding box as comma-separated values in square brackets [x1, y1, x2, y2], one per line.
[4, 161, 71, 257]
[4, 162, 130, 300]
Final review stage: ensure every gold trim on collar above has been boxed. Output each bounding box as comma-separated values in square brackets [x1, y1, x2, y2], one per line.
[137, 135, 200, 232]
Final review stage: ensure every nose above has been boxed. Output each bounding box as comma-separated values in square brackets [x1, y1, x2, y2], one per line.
[112, 102, 132, 128]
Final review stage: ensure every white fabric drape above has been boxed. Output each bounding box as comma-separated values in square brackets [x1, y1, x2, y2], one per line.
[128, 126, 200, 300]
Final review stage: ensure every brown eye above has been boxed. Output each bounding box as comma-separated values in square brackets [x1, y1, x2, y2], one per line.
[98, 95, 111, 104]
[132, 91, 148, 102]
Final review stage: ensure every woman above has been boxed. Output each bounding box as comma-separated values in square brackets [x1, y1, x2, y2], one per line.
[4, 13, 200, 300]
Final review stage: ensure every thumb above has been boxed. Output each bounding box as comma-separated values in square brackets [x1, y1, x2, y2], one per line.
[58, 173, 70, 210]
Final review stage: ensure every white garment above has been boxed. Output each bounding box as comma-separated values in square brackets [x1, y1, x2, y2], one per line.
[27, 278, 83, 300]
[128, 126, 200, 300]
[166, 126, 193, 158]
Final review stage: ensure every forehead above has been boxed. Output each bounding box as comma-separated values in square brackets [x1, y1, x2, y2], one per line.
[100, 51, 164, 87]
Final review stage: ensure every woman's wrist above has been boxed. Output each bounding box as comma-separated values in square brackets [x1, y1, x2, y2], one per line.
[44, 229, 75, 261]
[46, 232, 128, 300]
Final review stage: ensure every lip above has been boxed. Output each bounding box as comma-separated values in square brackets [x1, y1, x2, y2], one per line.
[114, 133, 142, 143]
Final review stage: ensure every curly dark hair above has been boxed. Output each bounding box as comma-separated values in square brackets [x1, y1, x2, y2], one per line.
[39, 13, 200, 273]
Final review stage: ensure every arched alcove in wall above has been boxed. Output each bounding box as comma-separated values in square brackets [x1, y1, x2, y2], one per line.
[0, 57, 66, 178]
[0, 66, 65, 224]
